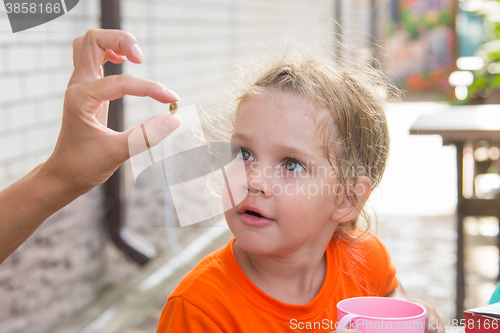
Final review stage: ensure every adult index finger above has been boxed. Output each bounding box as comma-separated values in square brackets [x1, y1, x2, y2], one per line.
[70, 29, 144, 85]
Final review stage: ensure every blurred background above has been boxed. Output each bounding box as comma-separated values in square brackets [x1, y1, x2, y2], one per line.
[0, 0, 499, 332]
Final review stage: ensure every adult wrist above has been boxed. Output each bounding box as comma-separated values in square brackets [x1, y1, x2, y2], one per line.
[38, 156, 95, 200]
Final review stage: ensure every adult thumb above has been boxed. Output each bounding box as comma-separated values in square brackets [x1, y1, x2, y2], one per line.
[126, 113, 181, 158]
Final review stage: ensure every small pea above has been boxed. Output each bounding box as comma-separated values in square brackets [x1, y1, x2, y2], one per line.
[169, 102, 178, 114]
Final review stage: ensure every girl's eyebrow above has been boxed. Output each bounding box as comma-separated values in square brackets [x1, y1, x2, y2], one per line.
[231, 133, 318, 160]
[231, 133, 249, 142]
[275, 144, 317, 160]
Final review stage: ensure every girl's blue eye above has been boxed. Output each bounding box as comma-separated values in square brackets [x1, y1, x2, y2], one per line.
[236, 148, 253, 162]
[284, 159, 306, 172]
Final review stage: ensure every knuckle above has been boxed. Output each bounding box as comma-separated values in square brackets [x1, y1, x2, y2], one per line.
[64, 84, 80, 101]
[72, 36, 83, 48]
[84, 28, 100, 41]
[86, 28, 99, 36]
[65, 84, 77, 95]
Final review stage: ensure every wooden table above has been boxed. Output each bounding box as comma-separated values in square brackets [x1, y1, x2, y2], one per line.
[410, 104, 500, 319]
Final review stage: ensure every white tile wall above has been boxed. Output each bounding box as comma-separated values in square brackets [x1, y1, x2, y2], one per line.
[0, 15, 11, 32]
[23, 127, 50, 154]
[39, 46, 64, 69]
[24, 73, 50, 99]
[0, 76, 21, 103]
[39, 98, 63, 122]
[50, 19, 81, 43]
[52, 71, 71, 94]
[7, 47, 36, 73]
[0, 106, 6, 132]
[0, 133, 22, 162]
[0, 48, 6, 73]
[9, 103, 36, 129]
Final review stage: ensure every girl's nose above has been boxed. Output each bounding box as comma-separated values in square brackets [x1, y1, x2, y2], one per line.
[245, 162, 272, 197]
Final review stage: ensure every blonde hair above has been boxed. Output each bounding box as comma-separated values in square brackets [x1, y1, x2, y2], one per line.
[202, 42, 399, 241]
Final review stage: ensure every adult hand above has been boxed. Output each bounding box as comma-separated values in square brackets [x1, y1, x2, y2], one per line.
[0, 29, 180, 264]
[43, 28, 181, 194]
[386, 284, 444, 333]
[410, 299, 445, 333]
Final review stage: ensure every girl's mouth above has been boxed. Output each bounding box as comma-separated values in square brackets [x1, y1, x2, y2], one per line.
[239, 207, 274, 227]
[245, 210, 264, 218]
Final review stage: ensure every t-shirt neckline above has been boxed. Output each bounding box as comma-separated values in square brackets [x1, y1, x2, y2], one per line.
[219, 237, 337, 320]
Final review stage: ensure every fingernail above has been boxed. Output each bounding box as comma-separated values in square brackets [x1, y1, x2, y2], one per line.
[164, 87, 181, 101]
[159, 117, 181, 136]
[132, 43, 145, 63]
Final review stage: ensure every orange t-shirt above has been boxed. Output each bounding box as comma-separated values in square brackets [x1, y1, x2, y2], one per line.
[156, 233, 398, 332]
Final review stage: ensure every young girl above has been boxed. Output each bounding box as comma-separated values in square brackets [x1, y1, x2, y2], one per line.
[156, 50, 444, 333]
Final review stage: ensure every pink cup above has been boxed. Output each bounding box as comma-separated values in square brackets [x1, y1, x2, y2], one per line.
[336, 297, 426, 333]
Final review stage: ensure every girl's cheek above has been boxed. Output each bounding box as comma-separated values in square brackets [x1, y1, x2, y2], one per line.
[281, 175, 338, 199]
[277, 177, 312, 199]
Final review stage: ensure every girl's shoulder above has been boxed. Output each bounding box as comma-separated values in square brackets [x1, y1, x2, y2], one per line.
[330, 230, 394, 273]
[168, 239, 236, 301]
[354, 231, 388, 251]
[332, 230, 388, 254]
[330, 231, 398, 296]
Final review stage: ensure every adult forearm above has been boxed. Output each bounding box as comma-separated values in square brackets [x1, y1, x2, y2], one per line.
[0, 162, 86, 264]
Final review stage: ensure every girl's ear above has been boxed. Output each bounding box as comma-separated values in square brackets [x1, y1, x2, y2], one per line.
[331, 176, 372, 223]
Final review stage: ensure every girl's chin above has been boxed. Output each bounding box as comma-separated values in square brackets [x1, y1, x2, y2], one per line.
[233, 234, 279, 255]
[227, 216, 280, 253]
